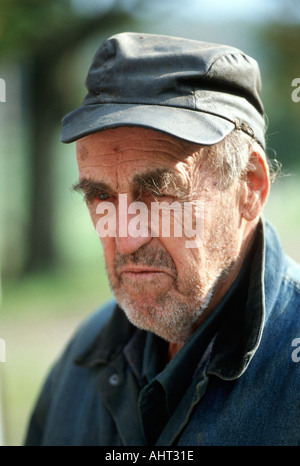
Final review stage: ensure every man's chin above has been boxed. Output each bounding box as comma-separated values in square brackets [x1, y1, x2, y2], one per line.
[115, 292, 165, 317]
[115, 293, 203, 344]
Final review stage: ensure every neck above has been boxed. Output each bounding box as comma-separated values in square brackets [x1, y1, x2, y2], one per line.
[167, 222, 259, 362]
[168, 341, 183, 361]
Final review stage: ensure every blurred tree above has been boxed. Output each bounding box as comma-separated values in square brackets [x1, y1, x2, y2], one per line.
[0, 0, 144, 274]
[261, 9, 300, 169]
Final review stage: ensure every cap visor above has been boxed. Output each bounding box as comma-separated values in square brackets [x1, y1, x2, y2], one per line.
[61, 103, 235, 145]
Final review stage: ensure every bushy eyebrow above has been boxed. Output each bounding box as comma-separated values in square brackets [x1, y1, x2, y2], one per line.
[133, 169, 189, 198]
[72, 169, 189, 203]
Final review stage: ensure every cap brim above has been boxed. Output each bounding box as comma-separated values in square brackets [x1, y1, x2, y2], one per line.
[60, 103, 235, 145]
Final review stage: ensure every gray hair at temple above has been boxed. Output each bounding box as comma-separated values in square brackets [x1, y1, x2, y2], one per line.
[202, 129, 280, 190]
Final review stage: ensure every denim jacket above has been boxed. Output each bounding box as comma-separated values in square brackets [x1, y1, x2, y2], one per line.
[25, 221, 300, 446]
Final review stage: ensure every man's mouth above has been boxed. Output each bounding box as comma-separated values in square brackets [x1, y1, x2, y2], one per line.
[119, 266, 174, 280]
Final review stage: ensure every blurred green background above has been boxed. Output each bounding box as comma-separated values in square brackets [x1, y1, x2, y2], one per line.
[0, 0, 300, 446]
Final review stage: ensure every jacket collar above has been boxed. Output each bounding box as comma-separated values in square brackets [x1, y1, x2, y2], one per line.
[207, 219, 266, 379]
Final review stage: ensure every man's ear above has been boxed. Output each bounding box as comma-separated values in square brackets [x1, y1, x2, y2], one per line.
[241, 142, 270, 222]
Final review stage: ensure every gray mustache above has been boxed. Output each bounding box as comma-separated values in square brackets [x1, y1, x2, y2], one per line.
[114, 244, 177, 274]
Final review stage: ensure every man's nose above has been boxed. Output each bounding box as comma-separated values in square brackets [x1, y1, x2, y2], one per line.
[115, 194, 152, 255]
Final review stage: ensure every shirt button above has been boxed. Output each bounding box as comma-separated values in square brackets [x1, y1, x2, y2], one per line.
[109, 373, 120, 386]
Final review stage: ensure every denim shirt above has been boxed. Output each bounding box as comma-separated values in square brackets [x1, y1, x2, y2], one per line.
[25, 220, 300, 446]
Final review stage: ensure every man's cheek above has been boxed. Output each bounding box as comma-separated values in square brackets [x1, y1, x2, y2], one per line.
[101, 239, 117, 273]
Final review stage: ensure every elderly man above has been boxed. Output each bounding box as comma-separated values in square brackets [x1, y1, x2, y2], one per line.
[25, 32, 299, 446]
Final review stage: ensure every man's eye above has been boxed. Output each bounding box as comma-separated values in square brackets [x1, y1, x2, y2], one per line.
[85, 192, 111, 204]
[96, 192, 110, 201]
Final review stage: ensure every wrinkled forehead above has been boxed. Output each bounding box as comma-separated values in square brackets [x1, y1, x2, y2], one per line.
[75, 127, 205, 193]
[76, 127, 204, 171]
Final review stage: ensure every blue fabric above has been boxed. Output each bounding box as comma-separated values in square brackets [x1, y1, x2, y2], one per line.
[24, 221, 300, 446]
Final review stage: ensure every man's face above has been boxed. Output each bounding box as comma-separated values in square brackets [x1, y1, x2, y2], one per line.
[76, 127, 247, 343]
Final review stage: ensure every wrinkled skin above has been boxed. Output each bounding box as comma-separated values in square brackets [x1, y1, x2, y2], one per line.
[76, 127, 269, 347]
